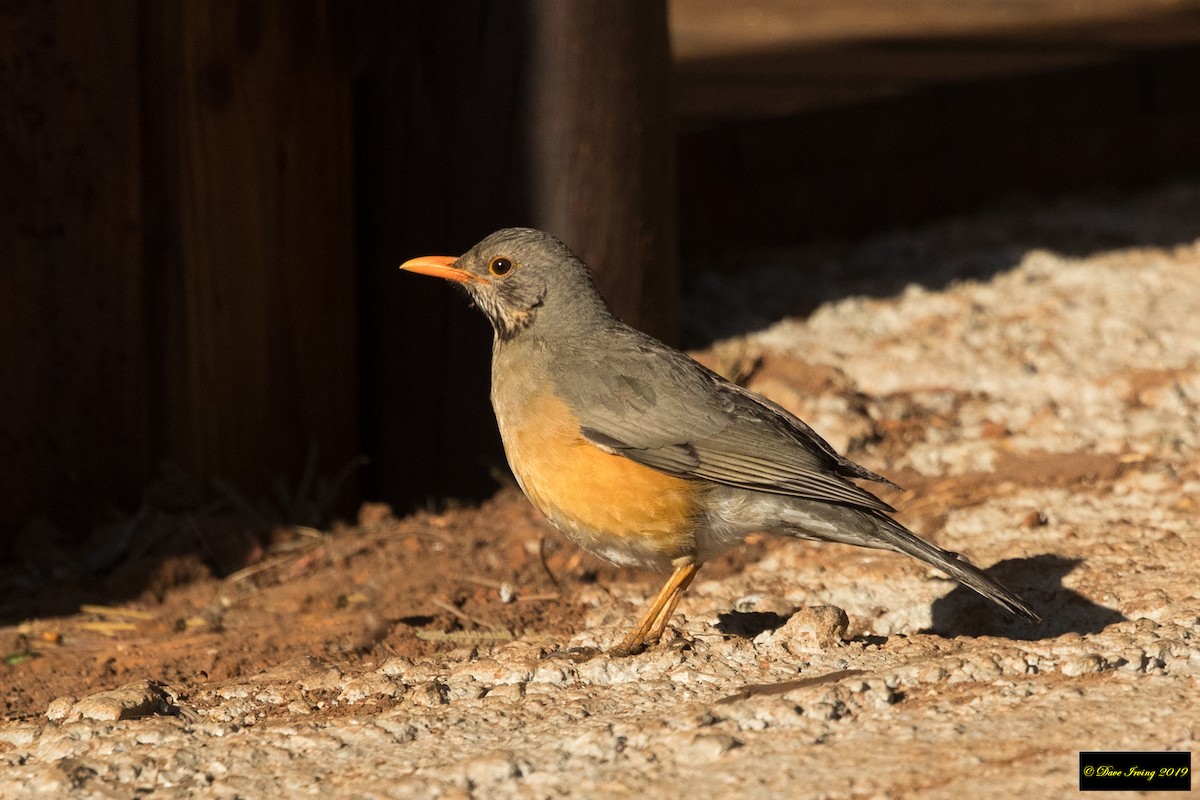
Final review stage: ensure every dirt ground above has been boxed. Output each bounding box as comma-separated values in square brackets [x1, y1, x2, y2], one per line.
[1, 184, 1198, 798]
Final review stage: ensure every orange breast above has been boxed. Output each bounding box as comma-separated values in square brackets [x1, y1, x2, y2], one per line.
[495, 388, 701, 570]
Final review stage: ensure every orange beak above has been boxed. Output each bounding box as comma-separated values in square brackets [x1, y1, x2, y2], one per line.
[399, 255, 483, 284]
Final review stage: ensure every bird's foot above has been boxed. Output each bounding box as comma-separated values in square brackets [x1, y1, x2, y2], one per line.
[608, 637, 648, 658]
[611, 625, 672, 657]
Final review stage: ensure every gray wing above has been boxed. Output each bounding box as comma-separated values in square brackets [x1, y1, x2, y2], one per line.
[557, 332, 900, 514]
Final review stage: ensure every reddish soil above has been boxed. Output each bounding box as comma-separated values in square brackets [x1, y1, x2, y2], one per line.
[1, 477, 785, 722]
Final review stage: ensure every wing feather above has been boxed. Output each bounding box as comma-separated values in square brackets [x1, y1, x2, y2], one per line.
[561, 334, 897, 514]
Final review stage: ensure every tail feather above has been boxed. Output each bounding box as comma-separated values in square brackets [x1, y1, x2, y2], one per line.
[746, 490, 1041, 623]
[868, 513, 1041, 623]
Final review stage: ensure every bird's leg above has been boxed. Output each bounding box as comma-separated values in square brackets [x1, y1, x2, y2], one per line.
[610, 560, 700, 657]
[644, 562, 699, 648]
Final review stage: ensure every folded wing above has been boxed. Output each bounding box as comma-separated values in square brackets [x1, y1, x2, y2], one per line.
[560, 336, 899, 514]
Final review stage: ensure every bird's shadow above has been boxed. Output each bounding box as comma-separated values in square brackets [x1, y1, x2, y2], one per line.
[926, 553, 1124, 640]
[714, 610, 792, 638]
[711, 554, 1122, 643]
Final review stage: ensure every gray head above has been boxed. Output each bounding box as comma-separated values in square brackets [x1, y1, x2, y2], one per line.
[401, 228, 612, 341]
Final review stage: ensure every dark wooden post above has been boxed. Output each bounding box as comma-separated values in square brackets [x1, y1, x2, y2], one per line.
[0, 1, 148, 532]
[141, 0, 359, 514]
[526, 0, 679, 342]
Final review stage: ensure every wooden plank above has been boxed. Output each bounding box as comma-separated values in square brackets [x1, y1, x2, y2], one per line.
[671, 0, 1200, 119]
[0, 1, 147, 532]
[526, 0, 680, 343]
[141, 0, 358, 511]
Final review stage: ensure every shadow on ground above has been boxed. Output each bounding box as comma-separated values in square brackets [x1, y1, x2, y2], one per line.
[714, 610, 792, 638]
[683, 183, 1200, 345]
[928, 554, 1125, 640]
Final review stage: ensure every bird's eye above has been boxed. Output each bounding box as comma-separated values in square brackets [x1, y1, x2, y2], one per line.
[489, 257, 514, 276]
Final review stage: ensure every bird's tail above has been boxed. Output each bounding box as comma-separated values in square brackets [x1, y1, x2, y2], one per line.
[867, 512, 1041, 622]
[750, 492, 1041, 622]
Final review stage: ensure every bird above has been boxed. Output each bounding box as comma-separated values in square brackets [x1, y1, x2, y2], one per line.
[401, 228, 1039, 656]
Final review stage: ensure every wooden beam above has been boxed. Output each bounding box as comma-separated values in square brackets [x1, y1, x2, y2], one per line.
[0, 1, 147, 531]
[527, 0, 680, 343]
[141, 0, 358, 512]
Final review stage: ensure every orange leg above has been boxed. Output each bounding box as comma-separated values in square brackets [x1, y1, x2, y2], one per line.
[611, 560, 700, 657]
[645, 563, 698, 647]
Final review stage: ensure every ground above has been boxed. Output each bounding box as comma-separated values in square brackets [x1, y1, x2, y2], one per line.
[1, 185, 1198, 798]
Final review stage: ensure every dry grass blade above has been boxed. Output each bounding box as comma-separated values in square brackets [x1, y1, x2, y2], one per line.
[430, 598, 509, 634]
[225, 553, 295, 584]
[79, 604, 156, 621]
[459, 575, 505, 590]
[537, 536, 561, 589]
[77, 621, 138, 636]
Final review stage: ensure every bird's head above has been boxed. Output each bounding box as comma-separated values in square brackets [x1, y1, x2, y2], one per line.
[401, 228, 610, 341]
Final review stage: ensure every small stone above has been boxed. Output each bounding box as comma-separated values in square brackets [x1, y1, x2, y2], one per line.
[462, 752, 520, 787]
[673, 732, 741, 764]
[0, 724, 39, 746]
[409, 681, 450, 707]
[1020, 510, 1048, 527]
[914, 664, 947, 684]
[338, 672, 400, 703]
[70, 680, 173, 722]
[483, 682, 526, 702]
[46, 695, 78, 722]
[808, 700, 848, 721]
[778, 606, 850, 653]
[1061, 655, 1106, 677]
